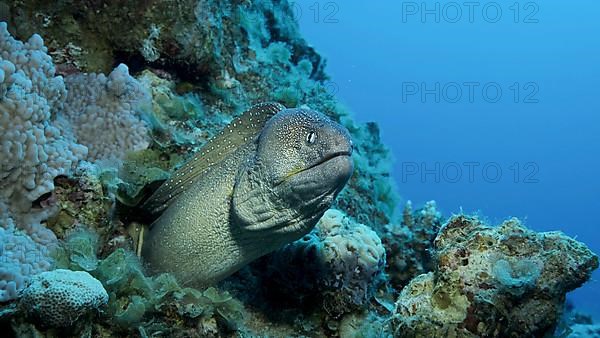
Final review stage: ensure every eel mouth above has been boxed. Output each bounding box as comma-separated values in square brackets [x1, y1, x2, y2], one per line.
[301, 151, 353, 173]
[275, 151, 353, 187]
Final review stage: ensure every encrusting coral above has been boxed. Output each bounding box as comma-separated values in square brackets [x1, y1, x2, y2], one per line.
[392, 215, 599, 337]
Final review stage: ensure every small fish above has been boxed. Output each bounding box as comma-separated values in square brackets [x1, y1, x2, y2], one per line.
[141, 102, 354, 287]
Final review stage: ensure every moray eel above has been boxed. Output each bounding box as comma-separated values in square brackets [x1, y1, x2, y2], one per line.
[141, 103, 353, 286]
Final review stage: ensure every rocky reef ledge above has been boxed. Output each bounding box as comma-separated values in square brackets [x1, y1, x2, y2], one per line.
[0, 1, 597, 337]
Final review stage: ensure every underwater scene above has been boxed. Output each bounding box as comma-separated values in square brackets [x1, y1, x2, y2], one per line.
[0, 0, 597, 337]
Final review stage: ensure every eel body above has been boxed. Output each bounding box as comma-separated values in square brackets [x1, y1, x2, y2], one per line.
[141, 103, 353, 286]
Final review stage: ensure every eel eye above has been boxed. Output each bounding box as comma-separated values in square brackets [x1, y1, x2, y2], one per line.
[306, 131, 317, 144]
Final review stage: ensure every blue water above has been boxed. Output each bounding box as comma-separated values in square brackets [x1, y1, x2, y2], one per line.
[298, 0, 600, 319]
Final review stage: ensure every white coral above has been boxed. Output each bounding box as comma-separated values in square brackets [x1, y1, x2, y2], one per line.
[20, 269, 108, 327]
[0, 23, 86, 302]
[62, 63, 151, 161]
[0, 23, 152, 304]
[0, 22, 87, 212]
[0, 208, 55, 302]
[317, 209, 386, 303]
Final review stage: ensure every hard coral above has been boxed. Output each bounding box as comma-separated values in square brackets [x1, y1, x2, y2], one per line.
[0, 22, 87, 213]
[19, 269, 108, 327]
[261, 209, 386, 317]
[0, 210, 54, 302]
[5, 0, 400, 235]
[392, 215, 599, 337]
[318, 209, 387, 315]
[0, 23, 82, 302]
[382, 201, 443, 289]
[62, 63, 151, 161]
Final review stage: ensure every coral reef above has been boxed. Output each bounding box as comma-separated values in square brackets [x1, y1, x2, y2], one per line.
[257, 209, 387, 317]
[392, 215, 599, 337]
[136, 70, 212, 148]
[0, 1, 597, 337]
[555, 304, 600, 338]
[4, 0, 323, 77]
[382, 200, 443, 290]
[19, 269, 108, 327]
[334, 121, 400, 229]
[3, 0, 400, 233]
[338, 311, 391, 338]
[0, 23, 151, 302]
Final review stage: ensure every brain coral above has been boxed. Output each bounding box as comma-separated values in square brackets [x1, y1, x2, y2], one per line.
[392, 215, 599, 337]
[20, 269, 108, 327]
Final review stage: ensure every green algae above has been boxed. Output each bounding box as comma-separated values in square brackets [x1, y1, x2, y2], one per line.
[51, 229, 246, 334]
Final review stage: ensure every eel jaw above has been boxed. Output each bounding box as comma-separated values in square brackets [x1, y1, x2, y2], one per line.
[275, 151, 353, 187]
[300, 151, 353, 174]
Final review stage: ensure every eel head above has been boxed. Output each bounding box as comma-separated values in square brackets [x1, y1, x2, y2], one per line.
[232, 108, 353, 239]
